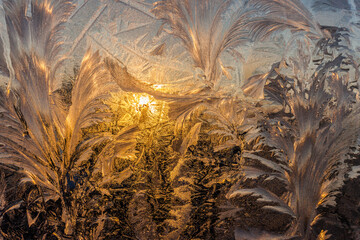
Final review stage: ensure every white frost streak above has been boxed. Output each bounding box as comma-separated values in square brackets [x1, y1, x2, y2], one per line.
[349, 0, 359, 23]
[0, 0, 14, 88]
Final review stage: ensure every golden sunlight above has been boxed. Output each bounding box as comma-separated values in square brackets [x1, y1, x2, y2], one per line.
[38, 60, 48, 73]
[133, 94, 157, 113]
[138, 95, 150, 106]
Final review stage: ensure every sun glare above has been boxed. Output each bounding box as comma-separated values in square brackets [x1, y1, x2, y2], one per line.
[38, 60, 47, 72]
[133, 94, 157, 113]
[152, 84, 163, 90]
[139, 95, 150, 106]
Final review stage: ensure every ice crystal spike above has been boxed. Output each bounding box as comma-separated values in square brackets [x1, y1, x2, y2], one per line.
[25, 0, 32, 18]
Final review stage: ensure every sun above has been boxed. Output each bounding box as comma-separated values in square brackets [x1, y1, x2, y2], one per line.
[133, 94, 157, 113]
[139, 95, 151, 106]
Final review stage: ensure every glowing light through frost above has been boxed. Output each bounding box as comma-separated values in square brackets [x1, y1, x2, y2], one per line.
[133, 94, 157, 113]
[138, 95, 150, 106]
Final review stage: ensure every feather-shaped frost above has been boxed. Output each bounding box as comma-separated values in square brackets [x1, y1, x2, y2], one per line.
[65, 50, 118, 163]
[0, 0, 75, 197]
[241, 64, 360, 239]
[152, 0, 249, 88]
[0, 1, 138, 236]
[245, 0, 324, 40]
